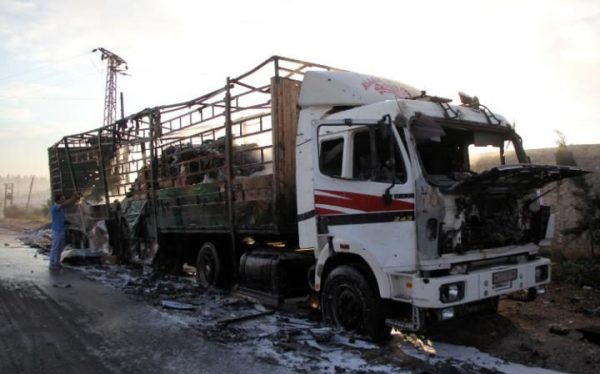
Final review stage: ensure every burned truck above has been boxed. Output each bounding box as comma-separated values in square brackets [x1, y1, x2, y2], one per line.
[48, 56, 585, 340]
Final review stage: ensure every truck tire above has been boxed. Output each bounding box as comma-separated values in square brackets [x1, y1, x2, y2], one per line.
[196, 242, 222, 289]
[322, 265, 391, 342]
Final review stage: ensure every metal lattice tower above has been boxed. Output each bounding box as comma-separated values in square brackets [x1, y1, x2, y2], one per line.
[93, 47, 128, 126]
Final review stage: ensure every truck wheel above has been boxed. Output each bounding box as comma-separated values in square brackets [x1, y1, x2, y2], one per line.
[196, 242, 222, 289]
[322, 265, 391, 341]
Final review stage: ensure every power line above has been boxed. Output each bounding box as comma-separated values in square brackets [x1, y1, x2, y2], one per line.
[0, 70, 100, 100]
[0, 52, 89, 82]
[0, 96, 101, 101]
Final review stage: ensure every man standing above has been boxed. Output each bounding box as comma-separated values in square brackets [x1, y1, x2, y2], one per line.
[50, 192, 81, 270]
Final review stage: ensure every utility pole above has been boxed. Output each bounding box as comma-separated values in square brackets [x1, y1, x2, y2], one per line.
[120, 91, 125, 120]
[93, 47, 128, 127]
[26, 176, 35, 212]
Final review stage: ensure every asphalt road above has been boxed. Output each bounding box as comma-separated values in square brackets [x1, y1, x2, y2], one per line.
[0, 226, 285, 374]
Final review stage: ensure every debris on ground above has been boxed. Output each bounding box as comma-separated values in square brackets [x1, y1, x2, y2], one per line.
[61, 246, 107, 265]
[19, 225, 52, 252]
[160, 300, 196, 311]
[217, 310, 275, 326]
[16, 230, 600, 374]
[578, 306, 600, 317]
[549, 324, 570, 336]
[100, 255, 117, 265]
[577, 326, 600, 345]
[38, 260, 600, 374]
[308, 327, 335, 343]
[52, 283, 72, 288]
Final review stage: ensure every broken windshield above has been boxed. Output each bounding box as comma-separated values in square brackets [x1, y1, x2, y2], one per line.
[411, 116, 526, 186]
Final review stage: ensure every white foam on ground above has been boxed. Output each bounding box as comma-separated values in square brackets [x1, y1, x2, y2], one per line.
[400, 339, 562, 373]
[249, 337, 407, 373]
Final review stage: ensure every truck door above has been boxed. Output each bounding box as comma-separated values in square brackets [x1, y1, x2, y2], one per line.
[313, 118, 417, 271]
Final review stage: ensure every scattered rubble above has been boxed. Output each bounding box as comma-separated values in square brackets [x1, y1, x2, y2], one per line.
[217, 310, 275, 326]
[52, 283, 72, 288]
[19, 225, 52, 252]
[577, 326, 600, 345]
[548, 324, 569, 336]
[61, 246, 108, 265]
[58, 262, 573, 373]
[160, 300, 196, 311]
[579, 306, 600, 317]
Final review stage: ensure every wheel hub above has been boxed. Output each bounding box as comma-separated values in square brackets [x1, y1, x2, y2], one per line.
[334, 286, 363, 330]
[198, 252, 216, 285]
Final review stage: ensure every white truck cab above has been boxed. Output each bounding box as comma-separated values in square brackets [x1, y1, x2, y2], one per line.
[295, 71, 582, 339]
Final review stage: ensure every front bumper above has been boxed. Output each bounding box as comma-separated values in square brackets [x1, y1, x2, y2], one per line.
[409, 258, 550, 309]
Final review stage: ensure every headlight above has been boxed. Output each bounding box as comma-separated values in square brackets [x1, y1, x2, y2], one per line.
[535, 265, 549, 282]
[439, 307, 455, 320]
[440, 282, 465, 303]
[448, 284, 459, 298]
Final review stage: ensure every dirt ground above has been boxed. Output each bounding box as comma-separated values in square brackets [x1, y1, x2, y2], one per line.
[420, 284, 600, 373]
[0, 218, 46, 231]
[5, 218, 600, 373]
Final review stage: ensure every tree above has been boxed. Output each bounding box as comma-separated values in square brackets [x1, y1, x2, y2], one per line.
[555, 131, 600, 256]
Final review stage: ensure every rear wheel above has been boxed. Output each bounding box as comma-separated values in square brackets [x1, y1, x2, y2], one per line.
[322, 265, 391, 341]
[195, 242, 222, 289]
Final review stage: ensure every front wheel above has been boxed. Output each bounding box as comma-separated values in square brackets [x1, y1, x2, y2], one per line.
[195, 242, 222, 289]
[321, 265, 391, 341]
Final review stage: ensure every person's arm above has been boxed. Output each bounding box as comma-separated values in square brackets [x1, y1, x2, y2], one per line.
[59, 192, 81, 209]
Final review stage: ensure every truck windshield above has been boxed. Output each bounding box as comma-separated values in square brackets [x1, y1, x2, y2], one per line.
[411, 117, 525, 186]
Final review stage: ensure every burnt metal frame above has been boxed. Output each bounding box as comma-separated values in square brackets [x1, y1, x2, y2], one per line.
[48, 56, 338, 264]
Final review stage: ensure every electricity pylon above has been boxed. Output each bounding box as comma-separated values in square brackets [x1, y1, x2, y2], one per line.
[93, 47, 128, 126]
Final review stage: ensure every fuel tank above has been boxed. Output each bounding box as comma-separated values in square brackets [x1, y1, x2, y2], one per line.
[238, 249, 314, 305]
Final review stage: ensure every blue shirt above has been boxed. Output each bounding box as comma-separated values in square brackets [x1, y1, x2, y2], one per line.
[51, 203, 65, 232]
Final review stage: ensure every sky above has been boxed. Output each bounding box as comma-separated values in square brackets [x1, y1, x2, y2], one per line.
[1, 0, 599, 177]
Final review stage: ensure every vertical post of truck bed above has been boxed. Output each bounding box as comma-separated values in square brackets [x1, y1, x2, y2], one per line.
[225, 77, 237, 276]
[271, 58, 279, 229]
[97, 129, 111, 217]
[62, 137, 78, 194]
[148, 109, 160, 247]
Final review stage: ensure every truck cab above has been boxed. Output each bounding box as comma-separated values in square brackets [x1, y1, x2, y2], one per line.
[295, 71, 583, 339]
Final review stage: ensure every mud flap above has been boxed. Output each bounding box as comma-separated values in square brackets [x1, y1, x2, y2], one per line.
[386, 306, 425, 332]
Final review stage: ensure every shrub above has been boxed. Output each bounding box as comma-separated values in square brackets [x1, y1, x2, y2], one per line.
[552, 256, 600, 288]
